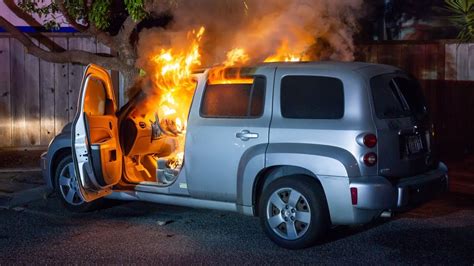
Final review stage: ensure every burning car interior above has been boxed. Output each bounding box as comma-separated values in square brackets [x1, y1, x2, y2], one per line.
[80, 66, 193, 188]
[118, 91, 191, 186]
[116, 67, 259, 186]
[82, 26, 304, 188]
[81, 69, 262, 188]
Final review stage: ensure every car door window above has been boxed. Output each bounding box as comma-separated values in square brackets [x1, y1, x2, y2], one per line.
[280, 75, 344, 119]
[84, 77, 107, 116]
[200, 76, 266, 118]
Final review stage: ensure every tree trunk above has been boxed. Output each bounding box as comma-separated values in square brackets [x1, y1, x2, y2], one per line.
[122, 68, 139, 91]
[116, 67, 140, 104]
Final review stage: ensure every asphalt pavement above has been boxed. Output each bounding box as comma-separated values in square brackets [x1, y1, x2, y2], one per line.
[0, 191, 473, 264]
[0, 171, 47, 208]
[1, 152, 473, 264]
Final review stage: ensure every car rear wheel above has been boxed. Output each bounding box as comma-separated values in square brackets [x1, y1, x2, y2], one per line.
[55, 155, 99, 212]
[259, 176, 330, 249]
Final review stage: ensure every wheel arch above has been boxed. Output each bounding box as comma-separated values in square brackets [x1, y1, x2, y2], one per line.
[50, 147, 72, 189]
[237, 144, 358, 218]
[252, 165, 327, 216]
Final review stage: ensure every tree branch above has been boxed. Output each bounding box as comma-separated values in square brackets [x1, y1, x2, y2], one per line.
[114, 15, 138, 61]
[88, 23, 118, 51]
[0, 16, 129, 72]
[53, 0, 118, 51]
[54, 0, 87, 31]
[4, 0, 65, 52]
[117, 16, 137, 43]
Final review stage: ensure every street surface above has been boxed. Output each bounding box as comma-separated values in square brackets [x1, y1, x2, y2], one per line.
[0, 188, 473, 264]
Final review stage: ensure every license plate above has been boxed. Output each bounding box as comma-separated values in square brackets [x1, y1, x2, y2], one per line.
[406, 135, 424, 154]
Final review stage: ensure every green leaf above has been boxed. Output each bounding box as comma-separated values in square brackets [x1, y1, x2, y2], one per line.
[444, 0, 474, 42]
[88, 0, 112, 30]
[124, 0, 148, 21]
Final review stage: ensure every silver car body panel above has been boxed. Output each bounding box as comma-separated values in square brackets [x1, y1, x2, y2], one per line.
[43, 61, 449, 225]
[184, 66, 275, 202]
[106, 190, 254, 215]
[350, 162, 448, 210]
[41, 123, 72, 190]
[261, 63, 378, 223]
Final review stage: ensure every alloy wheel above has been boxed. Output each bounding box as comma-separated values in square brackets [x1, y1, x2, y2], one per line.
[266, 187, 311, 240]
[58, 162, 84, 206]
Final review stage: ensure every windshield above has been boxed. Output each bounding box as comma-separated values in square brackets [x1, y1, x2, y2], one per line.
[370, 73, 428, 119]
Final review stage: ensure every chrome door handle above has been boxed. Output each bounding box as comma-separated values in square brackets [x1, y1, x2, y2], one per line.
[236, 130, 259, 141]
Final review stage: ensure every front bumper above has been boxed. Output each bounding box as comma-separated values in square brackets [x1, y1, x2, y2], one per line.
[40, 152, 47, 171]
[350, 162, 448, 210]
[40, 152, 54, 190]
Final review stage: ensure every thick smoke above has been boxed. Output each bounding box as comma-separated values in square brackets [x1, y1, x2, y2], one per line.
[137, 0, 364, 69]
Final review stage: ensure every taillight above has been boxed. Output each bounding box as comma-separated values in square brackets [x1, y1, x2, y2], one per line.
[350, 187, 358, 205]
[363, 152, 377, 167]
[363, 134, 377, 148]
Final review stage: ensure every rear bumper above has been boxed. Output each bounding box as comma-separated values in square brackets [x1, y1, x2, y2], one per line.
[350, 162, 448, 211]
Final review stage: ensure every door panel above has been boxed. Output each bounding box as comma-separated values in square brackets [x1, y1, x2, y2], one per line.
[85, 114, 122, 188]
[184, 68, 275, 202]
[72, 64, 122, 202]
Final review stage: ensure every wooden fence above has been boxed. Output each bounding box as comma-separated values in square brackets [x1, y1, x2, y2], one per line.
[423, 80, 474, 157]
[357, 41, 474, 158]
[356, 41, 474, 81]
[0, 33, 111, 148]
[0, 37, 473, 151]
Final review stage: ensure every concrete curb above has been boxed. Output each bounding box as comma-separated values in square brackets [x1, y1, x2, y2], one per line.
[0, 146, 47, 152]
[0, 168, 42, 173]
[1, 185, 51, 209]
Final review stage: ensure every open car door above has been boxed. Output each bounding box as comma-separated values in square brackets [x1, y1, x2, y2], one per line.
[72, 64, 122, 202]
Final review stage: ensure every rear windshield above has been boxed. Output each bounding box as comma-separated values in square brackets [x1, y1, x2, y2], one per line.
[370, 74, 427, 119]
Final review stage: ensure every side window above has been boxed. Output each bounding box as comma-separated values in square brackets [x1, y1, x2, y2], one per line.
[84, 77, 107, 116]
[200, 76, 266, 118]
[280, 76, 344, 119]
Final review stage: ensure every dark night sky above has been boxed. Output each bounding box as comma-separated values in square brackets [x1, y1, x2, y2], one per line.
[357, 0, 459, 41]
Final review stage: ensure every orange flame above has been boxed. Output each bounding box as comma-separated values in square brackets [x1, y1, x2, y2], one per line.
[130, 27, 206, 170]
[138, 26, 309, 169]
[144, 26, 205, 132]
[207, 48, 253, 85]
[264, 40, 307, 62]
[223, 48, 250, 67]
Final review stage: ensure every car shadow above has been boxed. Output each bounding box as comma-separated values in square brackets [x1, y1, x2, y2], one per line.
[395, 191, 474, 219]
[320, 191, 474, 245]
[373, 225, 474, 263]
[321, 218, 391, 244]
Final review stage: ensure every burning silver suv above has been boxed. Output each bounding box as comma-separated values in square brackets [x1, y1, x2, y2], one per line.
[42, 62, 448, 249]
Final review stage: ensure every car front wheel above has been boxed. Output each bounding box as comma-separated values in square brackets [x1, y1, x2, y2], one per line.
[55, 155, 98, 212]
[259, 176, 330, 249]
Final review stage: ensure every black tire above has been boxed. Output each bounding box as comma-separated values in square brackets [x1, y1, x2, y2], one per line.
[54, 155, 100, 212]
[259, 175, 330, 249]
